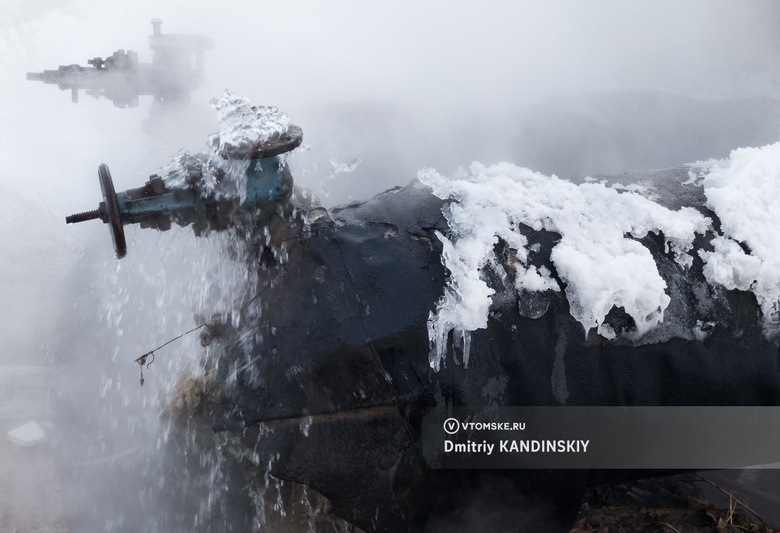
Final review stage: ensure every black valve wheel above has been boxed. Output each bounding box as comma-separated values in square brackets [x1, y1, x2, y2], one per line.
[98, 164, 127, 259]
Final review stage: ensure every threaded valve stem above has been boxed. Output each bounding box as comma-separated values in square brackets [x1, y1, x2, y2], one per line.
[66, 209, 101, 224]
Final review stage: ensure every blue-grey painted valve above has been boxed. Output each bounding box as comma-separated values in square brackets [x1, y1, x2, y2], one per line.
[66, 125, 303, 258]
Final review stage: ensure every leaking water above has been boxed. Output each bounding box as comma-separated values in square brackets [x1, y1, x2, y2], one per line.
[43, 93, 340, 530]
[50, 224, 255, 531]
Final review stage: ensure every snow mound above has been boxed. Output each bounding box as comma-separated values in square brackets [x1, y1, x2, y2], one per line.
[698, 143, 780, 337]
[420, 162, 710, 371]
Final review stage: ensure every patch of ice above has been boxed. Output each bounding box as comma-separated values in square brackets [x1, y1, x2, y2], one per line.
[159, 151, 207, 189]
[682, 170, 700, 186]
[319, 156, 362, 198]
[698, 143, 780, 337]
[329, 156, 362, 176]
[299, 416, 312, 437]
[610, 181, 652, 196]
[160, 91, 290, 203]
[210, 91, 290, 154]
[420, 162, 710, 370]
[7, 419, 44, 447]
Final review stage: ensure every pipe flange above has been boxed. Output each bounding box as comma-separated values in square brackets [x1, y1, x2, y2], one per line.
[218, 125, 303, 160]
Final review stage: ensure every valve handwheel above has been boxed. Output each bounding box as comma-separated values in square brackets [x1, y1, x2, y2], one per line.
[65, 164, 127, 258]
[98, 164, 127, 259]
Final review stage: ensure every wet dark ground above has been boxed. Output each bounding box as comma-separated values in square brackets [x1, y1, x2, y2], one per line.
[573, 470, 780, 532]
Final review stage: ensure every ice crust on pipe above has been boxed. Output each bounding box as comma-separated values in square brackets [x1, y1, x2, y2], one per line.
[209, 91, 290, 155]
[420, 162, 710, 370]
[161, 91, 290, 202]
[697, 142, 780, 338]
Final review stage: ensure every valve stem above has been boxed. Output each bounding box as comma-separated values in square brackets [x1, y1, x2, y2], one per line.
[66, 209, 101, 224]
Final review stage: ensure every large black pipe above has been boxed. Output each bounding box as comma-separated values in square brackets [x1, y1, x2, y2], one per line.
[206, 166, 778, 531]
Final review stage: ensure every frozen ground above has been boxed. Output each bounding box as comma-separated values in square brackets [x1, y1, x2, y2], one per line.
[0, 435, 68, 532]
[0, 186, 72, 531]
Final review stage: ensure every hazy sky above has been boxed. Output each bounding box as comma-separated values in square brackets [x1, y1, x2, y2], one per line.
[2, 1, 779, 194]
[5, 1, 780, 102]
[1, 0, 779, 241]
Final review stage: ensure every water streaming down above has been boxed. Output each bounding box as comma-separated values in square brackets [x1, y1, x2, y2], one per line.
[47, 94, 337, 531]
[50, 225, 255, 531]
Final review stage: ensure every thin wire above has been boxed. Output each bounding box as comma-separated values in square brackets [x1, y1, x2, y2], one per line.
[136, 323, 207, 361]
[133, 280, 271, 383]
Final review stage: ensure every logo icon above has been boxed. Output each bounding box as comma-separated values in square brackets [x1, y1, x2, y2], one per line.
[443, 418, 459, 435]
